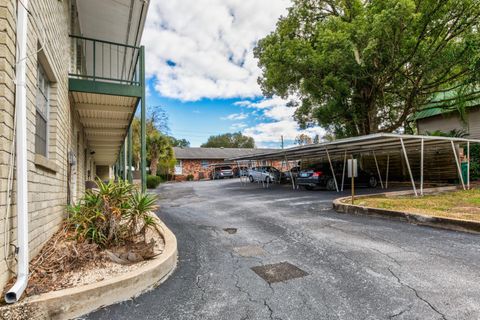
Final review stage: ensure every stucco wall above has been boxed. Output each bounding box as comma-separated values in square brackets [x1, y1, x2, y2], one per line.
[0, 0, 89, 290]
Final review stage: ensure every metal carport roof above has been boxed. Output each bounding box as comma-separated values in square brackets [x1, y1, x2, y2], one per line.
[228, 133, 480, 196]
[228, 133, 480, 161]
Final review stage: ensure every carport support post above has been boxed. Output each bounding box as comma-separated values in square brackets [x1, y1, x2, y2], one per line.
[325, 147, 339, 192]
[373, 151, 384, 189]
[385, 154, 390, 189]
[341, 151, 346, 191]
[451, 141, 466, 190]
[420, 139, 424, 196]
[400, 138, 418, 197]
[467, 142, 470, 190]
[285, 154, 295, 190]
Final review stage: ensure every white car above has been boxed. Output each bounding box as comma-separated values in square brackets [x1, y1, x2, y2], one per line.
[248, 166, 281, 183]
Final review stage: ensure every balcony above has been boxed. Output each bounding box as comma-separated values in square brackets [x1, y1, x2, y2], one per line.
[68, 35, 146, 189]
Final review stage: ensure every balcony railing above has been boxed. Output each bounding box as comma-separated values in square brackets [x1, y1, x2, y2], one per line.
[69, 35, 142, 86]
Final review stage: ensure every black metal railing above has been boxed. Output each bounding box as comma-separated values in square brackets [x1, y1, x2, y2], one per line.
[69, 35, 142, 86]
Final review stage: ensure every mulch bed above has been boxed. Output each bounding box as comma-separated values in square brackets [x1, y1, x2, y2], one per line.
[2, 226, 164, 300]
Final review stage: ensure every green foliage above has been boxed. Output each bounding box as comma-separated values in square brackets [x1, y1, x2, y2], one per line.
[425, 129, 469, 138]
[146, 175, 162, 189]
[201, 132, 255, 148]
[255, 0, 480, 137]
[186, 174, 194, 181]
[470, 144, 480, 180]
[147, 130, 174, 176]
[67, 179, 158, 247]
[168, 136, 190, 147]
[295, 134, 313, 145]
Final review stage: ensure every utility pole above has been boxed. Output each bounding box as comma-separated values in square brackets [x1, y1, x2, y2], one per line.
[281, 135, 284, 149]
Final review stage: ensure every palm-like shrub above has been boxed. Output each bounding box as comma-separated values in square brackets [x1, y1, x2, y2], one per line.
[67, 179, 158, 247]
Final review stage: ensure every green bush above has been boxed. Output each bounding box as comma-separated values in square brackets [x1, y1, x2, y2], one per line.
[67, 179, 158, 247]
[186, 174, 194, 181]
[147, 175, 162, 189]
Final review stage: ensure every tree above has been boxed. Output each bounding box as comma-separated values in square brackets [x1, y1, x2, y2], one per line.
[295, 134, 313, 145]
[254, 0, 480, 138]
[201, 132, 255, 148]
[147, 131, 174, 176]
[168, 136, 190, 148]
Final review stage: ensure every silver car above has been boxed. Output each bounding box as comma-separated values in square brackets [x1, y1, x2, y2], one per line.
[248, 166, 281, 183]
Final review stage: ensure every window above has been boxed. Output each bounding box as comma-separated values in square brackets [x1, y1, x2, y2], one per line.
[35, 64, 49, 157]
[174, 160, 183, 175]
[201, 160, 209, 168]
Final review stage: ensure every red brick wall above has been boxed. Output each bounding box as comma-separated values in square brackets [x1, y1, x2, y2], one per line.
[175, 159, 223, 181]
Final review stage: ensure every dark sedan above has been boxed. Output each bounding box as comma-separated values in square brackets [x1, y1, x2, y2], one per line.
[296, 163, 378, 191]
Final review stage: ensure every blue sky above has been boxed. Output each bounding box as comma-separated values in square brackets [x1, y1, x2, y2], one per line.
[142, 0, 324, 148]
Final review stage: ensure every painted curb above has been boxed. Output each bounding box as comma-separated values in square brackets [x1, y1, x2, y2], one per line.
[333, 187, 480, 234]
[0, 216, 177, 320]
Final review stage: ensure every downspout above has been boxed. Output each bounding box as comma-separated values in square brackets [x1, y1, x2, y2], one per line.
[5, 0, 29, 303]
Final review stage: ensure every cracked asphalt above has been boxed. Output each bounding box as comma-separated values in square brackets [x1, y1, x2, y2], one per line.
[87, 179, 480, 320]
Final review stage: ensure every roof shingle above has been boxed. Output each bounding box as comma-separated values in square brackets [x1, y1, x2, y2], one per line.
[173, 147, 278, 160]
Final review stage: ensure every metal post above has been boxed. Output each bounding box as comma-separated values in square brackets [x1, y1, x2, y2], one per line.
[285, 154, 295, 190]
[325, 147, 339, 192]
[451, 141, 466, 190]
[140, 46, 147, 192]
[341, 150, 347, 191]
[122, 144, 126, 180]
[385, 154, 390, 189]
[467, 141, 470, 190]
[351, 155, 354, 204]
[400, 138, 418, 196]
[420, 139, 424, 196]
[372, 150, 384, 189]
[127, 126, 133, 183]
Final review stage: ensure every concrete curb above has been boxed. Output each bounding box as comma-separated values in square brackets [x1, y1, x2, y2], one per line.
[333, 186, 480, 234]
[0, 216, 178, 320]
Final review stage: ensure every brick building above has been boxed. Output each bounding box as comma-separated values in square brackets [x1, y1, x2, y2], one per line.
[173, 147, 279, 180]
[0, 0, 149, 296]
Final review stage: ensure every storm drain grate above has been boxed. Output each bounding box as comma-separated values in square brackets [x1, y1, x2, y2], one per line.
[251, 262, 308, 284]
[223, 228, 237, 234]
[234, 245, 266, 257]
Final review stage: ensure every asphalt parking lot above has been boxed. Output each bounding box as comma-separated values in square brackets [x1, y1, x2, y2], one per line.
[87, 179, 480, 320]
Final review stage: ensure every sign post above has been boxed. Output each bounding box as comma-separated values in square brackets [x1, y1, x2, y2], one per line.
[348, 157, 358, 204]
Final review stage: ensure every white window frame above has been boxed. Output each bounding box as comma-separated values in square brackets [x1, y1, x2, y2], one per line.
[35, 63, 50, 157]
[174, 160, 183, 175]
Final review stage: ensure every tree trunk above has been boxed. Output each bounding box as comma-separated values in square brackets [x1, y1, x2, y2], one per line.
[150, 158, 158, 176]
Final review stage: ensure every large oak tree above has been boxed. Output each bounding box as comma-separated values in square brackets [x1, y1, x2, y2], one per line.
[254, 0, 480, 137]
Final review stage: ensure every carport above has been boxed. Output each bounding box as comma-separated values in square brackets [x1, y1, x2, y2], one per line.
[229, 133, 480, 196]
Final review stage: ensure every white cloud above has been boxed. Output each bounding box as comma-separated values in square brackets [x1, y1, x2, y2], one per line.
[231, 122, 248, 130]
[221, 112, 248, 121]
[143, 0, 291, 101]
[240, 97, 325, 147]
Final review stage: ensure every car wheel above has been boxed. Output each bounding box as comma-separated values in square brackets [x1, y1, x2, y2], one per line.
[368, 176, 378, 188]
[249, 175, 254, 183]
[305, 186, 314, 191]
[326, 178, 336, 191]
[265, 177, 272, 184]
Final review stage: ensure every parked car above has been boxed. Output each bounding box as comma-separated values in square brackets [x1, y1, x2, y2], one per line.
[248, 166, 281, 183]
[233, 166, 249, 177]
[296, 162, 378, 191]
[282, 166, 300, 183]
[211, 166, 234, 179]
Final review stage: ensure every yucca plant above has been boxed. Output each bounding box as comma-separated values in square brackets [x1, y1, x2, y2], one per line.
[126, 191, 158, 241]
[67, 179, 158, 247]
